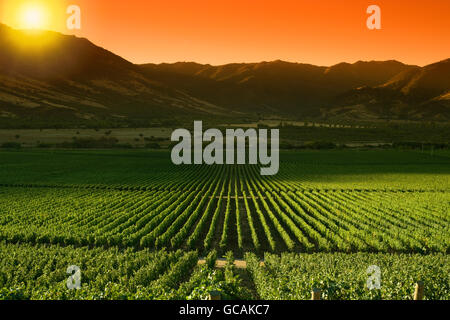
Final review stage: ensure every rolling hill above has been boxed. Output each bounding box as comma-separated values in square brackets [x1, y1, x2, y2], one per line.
[141, 60, 421, 118]
[331, 59, 450, 120]
[0, 24, 228, 128]
[0, 23, 448, 128]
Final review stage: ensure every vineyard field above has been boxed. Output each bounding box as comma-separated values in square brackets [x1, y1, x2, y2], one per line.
[0, 149, 448, 299]
[246, 252, 450, 300]
[0, 243, 249, 300]
[0, 150, 448, 255]
[1, 243, 449, 300]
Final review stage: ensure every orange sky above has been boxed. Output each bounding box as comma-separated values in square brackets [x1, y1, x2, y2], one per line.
[1, 0, 449, 66]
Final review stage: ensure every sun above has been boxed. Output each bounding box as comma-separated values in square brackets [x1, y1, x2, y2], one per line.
[1, 0, 65, 32]
[21, 5, 46, 29]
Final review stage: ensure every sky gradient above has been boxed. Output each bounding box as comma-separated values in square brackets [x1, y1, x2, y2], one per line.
[1, 0, 449, 66]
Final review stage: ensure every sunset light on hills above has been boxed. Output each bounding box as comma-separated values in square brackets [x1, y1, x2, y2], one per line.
[1, 0, 449, 66]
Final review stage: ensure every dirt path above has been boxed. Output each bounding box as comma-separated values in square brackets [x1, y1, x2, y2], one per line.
[198, 259, 264, 269]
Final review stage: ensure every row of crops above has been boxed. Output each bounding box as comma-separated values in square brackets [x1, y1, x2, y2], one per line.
[246, 252, 450, 300]
[1, 242, 448, 300]
[0, 243, 248, 300]
[0, 164, 448, 254]
[0, 150, 448, 300]
[0, 150, 448, 191]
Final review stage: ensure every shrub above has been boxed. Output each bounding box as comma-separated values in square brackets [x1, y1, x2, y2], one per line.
[58, 137, 120, 148]
[304, 141, 337, 149]
[37, 143, 52, 148]
[145, 142, 161, 149]
[1, 142, 21, 149]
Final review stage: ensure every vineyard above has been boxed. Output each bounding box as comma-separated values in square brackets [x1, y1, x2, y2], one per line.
[0, 243, 249, 300]
[0, 149, 448, 299]
[246, 252, 450, 300]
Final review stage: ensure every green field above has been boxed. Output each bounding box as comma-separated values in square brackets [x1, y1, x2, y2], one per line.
[0, 149, 449, 299]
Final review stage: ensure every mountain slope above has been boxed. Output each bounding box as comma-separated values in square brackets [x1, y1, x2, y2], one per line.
[140, 60, 421, 118]
[382, 59, 450, 98]
[0, 24, 228, 127]
[331, 59, 450, 120]
[0, 23, 448, 127]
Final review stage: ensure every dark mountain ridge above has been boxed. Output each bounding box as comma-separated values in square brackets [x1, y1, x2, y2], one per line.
[0, 24, 229, 128]
[0, 23, 448, 127]
[142, 58, 449, 120]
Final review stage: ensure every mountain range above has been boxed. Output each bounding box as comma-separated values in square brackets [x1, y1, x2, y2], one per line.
[0, 23, 448, 128]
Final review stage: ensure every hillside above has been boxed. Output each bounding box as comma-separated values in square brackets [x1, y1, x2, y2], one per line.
[331, 59, 450, 120]
[140, 60, 418, 117]
[0, 24, 228, 128]
[0, 23, 448, 127]
[142, 59, 450, 121]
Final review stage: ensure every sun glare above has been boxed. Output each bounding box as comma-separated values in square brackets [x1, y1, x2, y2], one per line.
[0, 0, 65, 31]
[21, 5, 46, 29]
